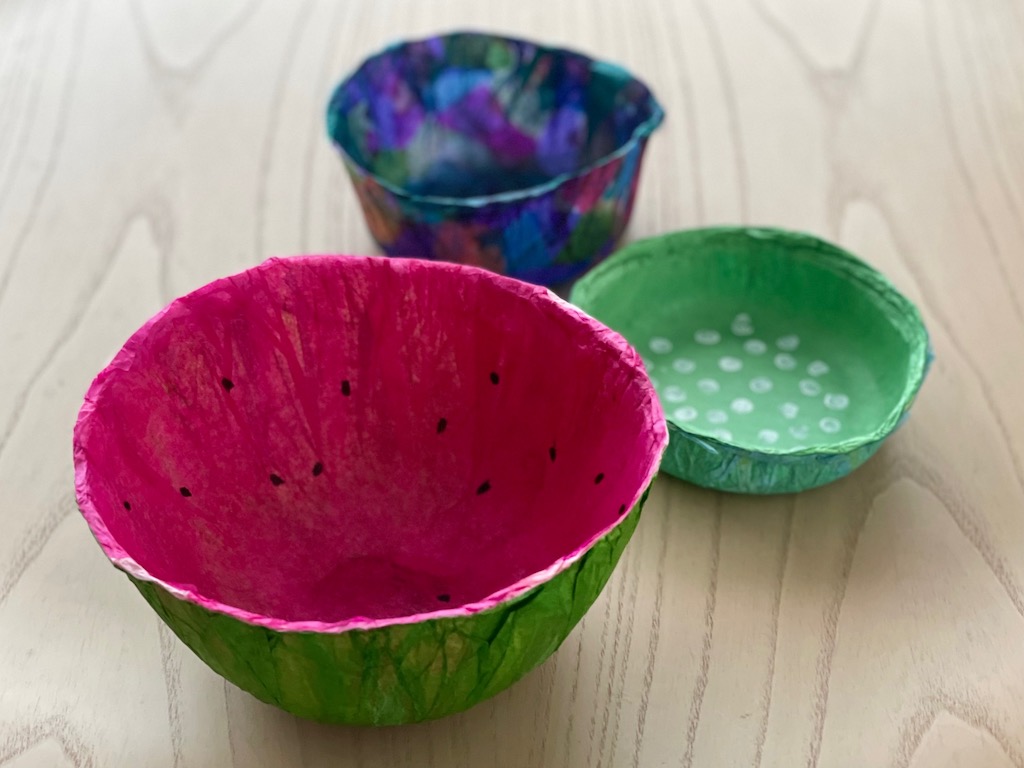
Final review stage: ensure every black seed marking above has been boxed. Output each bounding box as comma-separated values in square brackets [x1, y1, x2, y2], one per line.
[437, 593, 451, 603]
[270, 474, 285, 486]
[476, 480, 491, 495]
[341, 380, 351, 396]
[221, 377, 234, 391]
[619, 504, 627, 516]
[490, 371, 499, 385]
[594, 472, 605, 485]
[437, 417, 447, 434]
[123, 501, 131, 511]
[312, 462, 324, 477]
[549, 445, 557, 462]
[179, 487, 192, 498]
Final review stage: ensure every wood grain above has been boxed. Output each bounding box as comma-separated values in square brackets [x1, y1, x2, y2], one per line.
[2, 0, 1023, 765]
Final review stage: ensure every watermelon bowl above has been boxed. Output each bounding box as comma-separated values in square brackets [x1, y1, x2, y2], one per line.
[326, 30, 664, 286]
[73, 255, 667, 725]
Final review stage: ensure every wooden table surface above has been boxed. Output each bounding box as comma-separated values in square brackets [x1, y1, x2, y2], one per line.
[3, 0, 1024, 766]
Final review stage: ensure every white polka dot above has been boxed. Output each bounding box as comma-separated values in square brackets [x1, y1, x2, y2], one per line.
[672, 357, 696, 374]
[774, 353, 796, 370]
[799, 379, 822, 396]
[719, 356, 743, 373]
[743, 339, 767, 355]
[807, 360, 830, 377]
[824, 393, 849, 411]
[695, 329, 721, 345]
[731, 313, 754, 336]
[664, 385, 687, 402]
[706, 409, 728, 424]
[789, 424, 810, 440]
[749, 376, 773, 394]
[712, 428, 733, 441]
[642, 357, 654, 371]
[731, 397, 754, 414]
[758, 429, 779, 444]
[777, 335, 800, 351]
[673, 406, 698, 422]
[697, 378, 720, 394]
[780, 402, 799, 419]
[649, 336, 673, 354]
[819, 417, 842, 434]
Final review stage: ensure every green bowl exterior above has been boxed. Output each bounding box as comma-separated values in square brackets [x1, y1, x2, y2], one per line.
[661, 421, 885, 494]
[129, 488, 648, 725]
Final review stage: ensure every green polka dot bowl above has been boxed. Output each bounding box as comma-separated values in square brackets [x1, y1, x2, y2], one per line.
[570, 227, 932, 494]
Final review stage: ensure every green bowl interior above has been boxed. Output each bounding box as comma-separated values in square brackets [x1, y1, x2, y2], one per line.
[572, 228, 928, 454]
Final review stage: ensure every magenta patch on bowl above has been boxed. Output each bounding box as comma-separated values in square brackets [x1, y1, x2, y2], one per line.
[74, 255, 666, 632]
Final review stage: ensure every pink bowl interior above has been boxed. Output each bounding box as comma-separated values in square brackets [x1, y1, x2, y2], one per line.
[75, 256, 663, 625]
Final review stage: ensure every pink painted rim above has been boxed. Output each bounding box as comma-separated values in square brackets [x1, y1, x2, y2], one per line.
[73, 255, 668, 634]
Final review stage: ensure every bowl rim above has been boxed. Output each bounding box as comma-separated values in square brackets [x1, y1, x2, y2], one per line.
[569, 225, 933, 461]
[73, 254, 668, 634]
[325, 29, 666, 209]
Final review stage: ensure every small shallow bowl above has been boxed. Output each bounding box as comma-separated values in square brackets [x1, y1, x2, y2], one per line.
[74, 255, 666, 724]
[326, 30, 664, 286]
[571, 227, 931, 494]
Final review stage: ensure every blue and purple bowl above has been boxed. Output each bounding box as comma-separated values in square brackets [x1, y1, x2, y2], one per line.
[326, 31, 664, 286]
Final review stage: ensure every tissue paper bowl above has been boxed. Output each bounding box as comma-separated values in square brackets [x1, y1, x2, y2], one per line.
[571, 227, 930, 494]
[327, 31, 664, 286]
[73, 255, 666, 724]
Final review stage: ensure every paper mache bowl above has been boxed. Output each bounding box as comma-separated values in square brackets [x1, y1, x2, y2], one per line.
[73, 254, 667, 725]
[326, 30, 664, 286]
[571, 227, 931, 494]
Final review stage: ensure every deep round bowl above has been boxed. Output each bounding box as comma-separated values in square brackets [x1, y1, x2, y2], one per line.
[73, 255, 667, 724]
[570, 227, 931, 494]
[326, 30, 664, 286]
